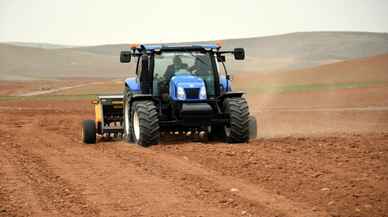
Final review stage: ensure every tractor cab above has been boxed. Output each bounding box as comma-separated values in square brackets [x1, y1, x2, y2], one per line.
[154, 52, 214, 101]
[121, 44, 243, 100]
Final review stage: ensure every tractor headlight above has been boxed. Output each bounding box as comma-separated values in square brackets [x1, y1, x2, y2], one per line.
[199, 86, 207, 100]
[177, 86, 186, 100]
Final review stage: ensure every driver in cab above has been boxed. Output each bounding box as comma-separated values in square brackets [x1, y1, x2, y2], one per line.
[189, 56, 211, 77]
[164, 56, 189, 82]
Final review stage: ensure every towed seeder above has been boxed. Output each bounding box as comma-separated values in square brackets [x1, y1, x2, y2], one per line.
[82, 95, 124, 144]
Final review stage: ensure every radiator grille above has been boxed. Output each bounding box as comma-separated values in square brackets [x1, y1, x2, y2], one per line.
[184, 88, 200, 99]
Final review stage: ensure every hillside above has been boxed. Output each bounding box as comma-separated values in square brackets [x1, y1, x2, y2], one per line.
[233, 53, 388, 93]
[1, 32, 388, 80]
[5, 42, 73, 49]
[15, 53, 387, 97]
[66, 32, 388, 72]
[0, 44, 132, 80]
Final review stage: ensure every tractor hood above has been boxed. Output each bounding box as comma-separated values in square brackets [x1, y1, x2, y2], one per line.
[169, 74, 207, 101]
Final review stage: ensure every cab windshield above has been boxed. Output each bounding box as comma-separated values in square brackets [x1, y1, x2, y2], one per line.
[153, 52, 216, 97]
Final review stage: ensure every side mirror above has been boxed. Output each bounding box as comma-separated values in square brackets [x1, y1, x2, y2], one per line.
[120, 51, 131, 63]
[234, 48, 245, 60]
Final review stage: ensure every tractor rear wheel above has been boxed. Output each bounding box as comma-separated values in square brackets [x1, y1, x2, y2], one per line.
[82, 120, 96, 144]
[131, 101, 160, 147]
[223, 98, 250, 143]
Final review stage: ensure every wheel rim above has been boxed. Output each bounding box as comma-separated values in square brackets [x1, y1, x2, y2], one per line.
[133, 111, 140, 141]
[124, 103, 130, 135]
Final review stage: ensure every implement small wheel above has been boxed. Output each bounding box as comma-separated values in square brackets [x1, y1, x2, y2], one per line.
[82, 120, 96, 144]
[131, 101, 160, 147]
[223, 98, 250, 143]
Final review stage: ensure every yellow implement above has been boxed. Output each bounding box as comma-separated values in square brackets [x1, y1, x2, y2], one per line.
[82, 94, 124, 144]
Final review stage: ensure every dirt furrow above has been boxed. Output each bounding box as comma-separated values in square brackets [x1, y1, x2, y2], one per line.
[23, 112, 323, 217]
[0, 127, 101, 217]
[6, 117, 239, 217]
[30, 111, 326, 216]
[1, 96, 388, 217]
[151, 136, 388, 217]
[93, 141, 326, 217]
[0, 151, 36, 217]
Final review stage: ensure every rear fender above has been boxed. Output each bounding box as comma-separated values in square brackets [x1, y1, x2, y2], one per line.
[130, 94, 155, 102]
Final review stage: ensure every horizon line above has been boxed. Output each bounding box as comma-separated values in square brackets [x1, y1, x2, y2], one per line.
[1, 30, 388, 48]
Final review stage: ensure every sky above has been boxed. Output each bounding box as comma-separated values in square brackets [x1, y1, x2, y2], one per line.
[0, 0, 387, 46]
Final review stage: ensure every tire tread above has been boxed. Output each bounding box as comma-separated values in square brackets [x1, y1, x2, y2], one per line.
[224, 98, 250, 143]
[133, 101, 160, 146]
[82, 120, 96, 144]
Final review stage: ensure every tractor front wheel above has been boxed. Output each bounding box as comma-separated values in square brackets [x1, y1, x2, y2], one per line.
[131, 101, 160, 147]
[223, 98, 250, 143]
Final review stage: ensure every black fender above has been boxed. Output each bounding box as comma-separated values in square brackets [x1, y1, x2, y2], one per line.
[216, 91, 246, 114]
[130, 94, 155, 103]
[218, 91, 245, 101]
[123, 83, 155, 105]
[125, 92, 158, 113]
[122, 90, 158, 140]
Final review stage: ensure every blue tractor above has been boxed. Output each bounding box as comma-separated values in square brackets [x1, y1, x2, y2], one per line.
[120, 44, 256, 146]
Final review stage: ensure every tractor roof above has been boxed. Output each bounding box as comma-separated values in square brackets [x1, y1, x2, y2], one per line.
[132, 44, 221, 52]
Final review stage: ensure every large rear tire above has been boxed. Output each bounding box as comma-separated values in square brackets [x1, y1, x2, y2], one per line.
[82, 120, 96, 144]
[223, 98, 250, 143]
[131, 101, 160, 147]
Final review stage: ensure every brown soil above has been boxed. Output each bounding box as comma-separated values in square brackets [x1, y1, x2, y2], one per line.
[1, 88, 387, 217]
[0, 80, 97, 96]
[1, 54, 388, 217]
[246, 86, 388, 137]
